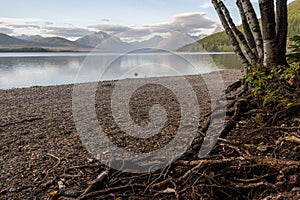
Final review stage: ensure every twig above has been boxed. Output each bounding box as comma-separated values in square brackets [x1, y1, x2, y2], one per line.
[219, 143, 251, 158]
[231, 181, 277, 189]
[35, 176, 60, 195]
[68, 164, 103, 170]
[176, 157, 241, 166]
[278, 136, 300, 144]
[77, 184, 145, 200]
[46, 153, 61, 168]
[232, 173, 277, 183]
[150, 178, 172, 190]
[144, 165, 171, 193]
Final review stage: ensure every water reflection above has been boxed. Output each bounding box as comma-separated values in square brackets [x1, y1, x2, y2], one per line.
[0, 56, 85, 89]
[0, 52, 241, 89]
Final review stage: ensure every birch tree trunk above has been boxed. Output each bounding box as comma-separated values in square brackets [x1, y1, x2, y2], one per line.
[212, 0, 250, 69]
[220, 1, 258, 64]
[212, 0, 289, 70]
[236, 0, 258, 58]
[259, 0, 278, 67]
[240, 0, 264, 60]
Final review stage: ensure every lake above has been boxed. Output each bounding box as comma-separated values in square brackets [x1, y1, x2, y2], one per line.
[0, 52, 241, 89]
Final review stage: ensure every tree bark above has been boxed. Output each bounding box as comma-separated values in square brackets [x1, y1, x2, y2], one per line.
[259, 0, 278, 67]
[276, 0, 288, 66]
[240, 0, 264, 60]
[220, 1, 258, 65]
[236, 0, 258, 59]
[212, 0, 250, 69]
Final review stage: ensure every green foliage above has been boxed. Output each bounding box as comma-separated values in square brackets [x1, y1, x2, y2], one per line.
[287, 35, 300, 63]
[179, 32, 233, 52]
[245, 63, 300, 110]
[287, 0, 300, 36]
[198, 32, 233, 52]
[0, 47, 49, 52]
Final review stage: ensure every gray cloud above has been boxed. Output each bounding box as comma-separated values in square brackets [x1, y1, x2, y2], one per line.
[89, 12, 216, 40]
[7, 24, 40, 29]
[118, 28, 151, 38]
[89, 24, 131, 34]
[89, 24, 154, 40]
[100, 19, 110, 22]
[44, 27, 94, 37]
[45, 21, 54, 25]
[172, 12, 216, 29]
[0, 27, 14, 34]
[143, 12, 216, 33]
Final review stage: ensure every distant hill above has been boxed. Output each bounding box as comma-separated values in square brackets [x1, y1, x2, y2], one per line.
[76, 31, 132, 52]
[27, 36, 88, 49]
[75, 31, 197, 52]
[0, 33, 31, 46]
[131, 35, 164, 49]
[130, 33, 203, 51]
[179, 0, 300, 52]
[0, 30, 207, 52]
[16, 35, 44, 40]
[157, 32, 200, 51]
[0, 33, 91, 51]
[76, 31, 111, 47]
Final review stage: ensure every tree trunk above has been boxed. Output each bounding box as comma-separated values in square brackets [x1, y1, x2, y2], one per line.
[259, 0, 278, 67]
[212, 0, 289, 69]
[212, 0, 250, 69]
[220, 1, 258, 64]
[276, 0, 288, 66]
[240, 0, 264, 60]
[236, 0, 258, 59]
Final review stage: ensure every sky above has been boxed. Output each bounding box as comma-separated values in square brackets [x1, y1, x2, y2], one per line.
[0, 0, 295, 41]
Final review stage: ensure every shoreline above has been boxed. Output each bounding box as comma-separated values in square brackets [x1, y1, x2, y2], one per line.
[0, 69, 241, 91]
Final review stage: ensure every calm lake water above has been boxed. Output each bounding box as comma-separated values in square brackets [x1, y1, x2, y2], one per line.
[0, 52, 241, 89]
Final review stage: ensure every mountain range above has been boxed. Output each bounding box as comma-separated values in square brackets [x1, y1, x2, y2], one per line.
[0, 31, 204, 52]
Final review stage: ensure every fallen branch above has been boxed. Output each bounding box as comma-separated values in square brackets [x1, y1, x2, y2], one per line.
[78, 170, 109, 197]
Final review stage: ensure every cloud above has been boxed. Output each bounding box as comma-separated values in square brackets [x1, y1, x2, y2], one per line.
[44, 27, 94, 37]
[89, 12, 216, 40]
[100, 19, 110, 22]
[117, 28, 152, 39]
[0, 12, 216, 41]
[89, 24, 131, 34]
[45, 21, 54, 25]
[200, 2, 213, 8]
[7, 24, 40, 29]
[172, 12, 216, 29]
[140, 12, 216, 36]
[0, 17, 41, 35]
[0, 17, 41, 24]
[0, 27, 14, 34]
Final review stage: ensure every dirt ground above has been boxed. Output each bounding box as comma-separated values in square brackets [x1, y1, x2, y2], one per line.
[0, 70, 299, 200]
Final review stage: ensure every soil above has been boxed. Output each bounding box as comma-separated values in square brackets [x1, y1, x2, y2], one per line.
[0, 70, 299, 200]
